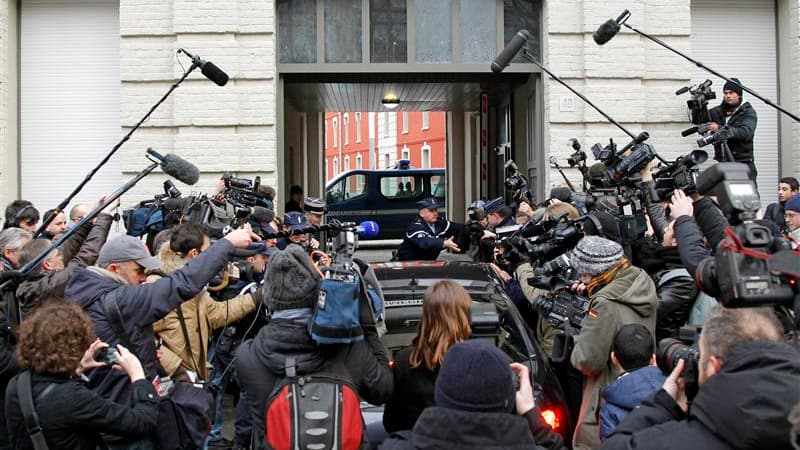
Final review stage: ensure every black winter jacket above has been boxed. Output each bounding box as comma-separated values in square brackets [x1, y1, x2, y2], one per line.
[16, 214, 113, 317]
[5, 373, 158, 450]
[383, 346, 437, 434]
[709, 101, 757, 162]
[601, 340, 800, 450]
[63, 238, 235, 404]
[379, 406, 565, 450]
[235, 317, 394, 450]
[674, 196, 729, 278]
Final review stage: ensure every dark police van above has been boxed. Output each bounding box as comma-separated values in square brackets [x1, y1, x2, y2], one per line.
[325, 160, 446, 239]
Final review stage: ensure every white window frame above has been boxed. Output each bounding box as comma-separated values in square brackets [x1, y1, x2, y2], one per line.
[401, 146, 410, 161]
[344, 155, 351, 171]
[422, 111, 430, 130]
[402, 111, 409, 134]
[332, 117, 338, 147]
[421, 143, 431, 168]
[343, 113, 350, 145]
[355, 112, 362, 143]
[356, 153, 362, 169]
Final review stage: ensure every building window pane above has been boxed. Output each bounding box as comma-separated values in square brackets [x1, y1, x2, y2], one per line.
[278, 0, 317, 63]
[332, 117, 338, 147]
[401, 147, 410, 160]
[415, 0, 452, 63]
[370, 0, 407, 63]
[344, 155, 351, 171]
[422, 111, 430, 130]
[503, 0, 541, 62]
[402, 112, 409, 134]
[325, 0, 362, 63]
[460, 0, 496, 63]
[421, 145, 431, 168]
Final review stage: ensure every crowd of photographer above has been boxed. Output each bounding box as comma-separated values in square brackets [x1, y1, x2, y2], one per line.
[0, 79, 799, 449]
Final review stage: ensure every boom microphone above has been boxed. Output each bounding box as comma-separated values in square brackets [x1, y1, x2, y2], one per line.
[491, 30, 532, 73]
[146, 148, 200, 185]
[177, 48, 229, 87]
[593, 9, 630, 45]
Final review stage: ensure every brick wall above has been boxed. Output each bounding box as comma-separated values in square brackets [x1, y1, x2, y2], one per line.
[119, 0, 277, 207]
[543, 0, 695, 190]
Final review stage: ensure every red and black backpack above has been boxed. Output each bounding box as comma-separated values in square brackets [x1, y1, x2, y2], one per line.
[264, 356, 365, 450]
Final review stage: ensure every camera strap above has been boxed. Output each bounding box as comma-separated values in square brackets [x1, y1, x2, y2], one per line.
[102, 290, 138, 359]
[17, 371, 52, 450]
[174, 303, 205, 383]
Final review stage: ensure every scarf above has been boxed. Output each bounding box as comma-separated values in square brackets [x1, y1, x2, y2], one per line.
[586, 257, 630, 297]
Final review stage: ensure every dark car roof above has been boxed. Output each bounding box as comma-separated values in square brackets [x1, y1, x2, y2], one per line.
[370, 261, 495, 295]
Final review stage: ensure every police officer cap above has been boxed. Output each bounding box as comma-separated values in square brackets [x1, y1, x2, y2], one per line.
[484, 197, 506, 214]
[283, 211, 308, 231]
[417, 198, 441, 210]
[303, 197, 326, 215]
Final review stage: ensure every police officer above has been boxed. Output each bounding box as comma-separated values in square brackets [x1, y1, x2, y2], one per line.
[303, 196, 326, 249]
[396, 198, 462, 261]
[484, 197, 515, 230]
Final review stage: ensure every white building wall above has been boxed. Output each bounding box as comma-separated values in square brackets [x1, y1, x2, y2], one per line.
[0, 0, 19, 209]
[118, 0, 277, 206]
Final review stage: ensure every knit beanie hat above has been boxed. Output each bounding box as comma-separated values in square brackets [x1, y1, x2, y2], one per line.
[264, 244, 321, 311]
[724, 78, 743, 97]
[434, 340, 515, 413]
[569, 235, 624, 276]
[785, 195, 800, 214]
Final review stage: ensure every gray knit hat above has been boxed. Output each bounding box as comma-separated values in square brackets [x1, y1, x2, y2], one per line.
[569, 236, 624, 276]
[264, 245, 321, 311]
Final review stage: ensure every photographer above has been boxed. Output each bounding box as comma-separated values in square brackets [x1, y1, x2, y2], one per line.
[671, 190, 729, 277]
[638, 165, 699, 340]
[5, 302, 157, 450]
[235, 245, 393, 449]
[601, 306, 800, 450]
[14, 198, 117, 317]
[707, 79, 758, 181]
[568, 236, 657, 450]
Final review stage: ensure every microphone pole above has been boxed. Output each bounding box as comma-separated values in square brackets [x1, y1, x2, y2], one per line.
[519, 49, 638, 141]
[618, 21, 800, 123]
[34, 61, 203, 238]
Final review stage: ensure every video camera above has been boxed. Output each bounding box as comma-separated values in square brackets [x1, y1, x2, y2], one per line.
[693, 163, 800, 317]
[221, 172, 273, 210]
[649, 150, 709, 202]
[676, 79, 716, 125]
[529, 274, 590, 363]
[567, 138, 587, 168]
[590, 133, 657, 187]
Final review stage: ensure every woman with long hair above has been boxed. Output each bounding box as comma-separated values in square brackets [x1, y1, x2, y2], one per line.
[382, 280, 472, 433]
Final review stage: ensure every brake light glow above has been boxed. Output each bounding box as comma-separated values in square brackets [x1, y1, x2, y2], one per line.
[540, 407, 561, 431]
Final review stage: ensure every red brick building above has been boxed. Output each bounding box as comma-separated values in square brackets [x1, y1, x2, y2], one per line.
[324, 111, 446, 181]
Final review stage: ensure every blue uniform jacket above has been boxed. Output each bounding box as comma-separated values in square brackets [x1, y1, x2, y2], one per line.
[396, 217, 462, 261]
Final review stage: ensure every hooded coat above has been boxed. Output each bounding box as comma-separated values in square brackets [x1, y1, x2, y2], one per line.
[570, 266, 658, 450]
[235, 317, 393, 450]
[148, 244, 257, 380]
[601, 340, 800, 450]
[599, 365, 665, 440]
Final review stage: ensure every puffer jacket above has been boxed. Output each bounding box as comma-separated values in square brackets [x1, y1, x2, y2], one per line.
[63, 238, 235, 405]
[16, 214, 112, 317]
[570, 266, 658, 450]
[601, 340, 800, 450]
[235, 316, 393, 450]
[149, 245, 257, 380]
[599, 366, 665, 441]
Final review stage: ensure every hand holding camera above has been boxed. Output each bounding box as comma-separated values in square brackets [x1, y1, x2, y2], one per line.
[510, 362, 536, 415]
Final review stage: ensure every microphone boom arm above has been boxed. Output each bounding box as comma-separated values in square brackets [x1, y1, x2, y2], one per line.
[521, 49, 638, 140]
[619, 21, 800, 123]
[34, 62, 200, 238]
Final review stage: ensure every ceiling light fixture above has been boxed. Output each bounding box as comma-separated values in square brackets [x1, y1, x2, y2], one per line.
[382, 94, 400, 110]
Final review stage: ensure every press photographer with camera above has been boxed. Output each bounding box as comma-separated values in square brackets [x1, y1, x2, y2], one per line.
[601, 306, 800, 450]
[707, 79, 758, 181]
[4, 301, 157, 450]
[235, 245, 393, 449]
[567, 236, 657, 450]
[637, 163, 699, 340]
